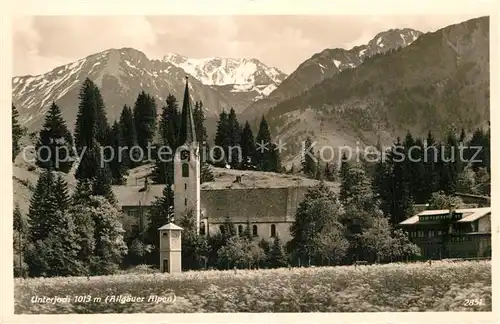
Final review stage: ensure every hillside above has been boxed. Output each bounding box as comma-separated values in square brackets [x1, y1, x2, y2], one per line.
[12, 48, 285, 135]
[241, 28, 422, 122]
[265, 17, 489, 165]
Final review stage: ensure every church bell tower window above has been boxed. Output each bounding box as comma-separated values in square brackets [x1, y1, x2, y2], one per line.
[182, 163, 189, 177]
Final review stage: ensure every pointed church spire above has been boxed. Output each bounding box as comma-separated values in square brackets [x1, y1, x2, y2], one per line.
[178, 76, 197, 145]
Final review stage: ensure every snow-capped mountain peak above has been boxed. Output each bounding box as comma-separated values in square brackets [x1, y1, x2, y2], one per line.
[162, 53, 288, 87]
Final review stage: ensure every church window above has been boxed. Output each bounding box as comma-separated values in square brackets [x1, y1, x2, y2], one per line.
[238, 225, 243, 235]
[252, 225, 258, 236]
[200, 224, 206, 236]
[219, 225, 225, 234]
[270, 224, 276, 237]
[184, 198, 187, 206]
[182, 163, 189, 177]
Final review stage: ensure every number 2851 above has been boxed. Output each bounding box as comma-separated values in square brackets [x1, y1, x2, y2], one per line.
[464, 299, 484, 306]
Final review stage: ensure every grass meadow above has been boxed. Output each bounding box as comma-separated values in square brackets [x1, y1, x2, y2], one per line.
[15, 260, 491, 313]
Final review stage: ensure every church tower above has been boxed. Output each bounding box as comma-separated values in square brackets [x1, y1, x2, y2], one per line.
[174, 76, 201, 235]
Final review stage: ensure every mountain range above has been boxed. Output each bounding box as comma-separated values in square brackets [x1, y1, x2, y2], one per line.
[263, 16, 489, 166]
[241, 28, 422, 121]
[12, 17, 489, 168]
[12, 50, 286, 135]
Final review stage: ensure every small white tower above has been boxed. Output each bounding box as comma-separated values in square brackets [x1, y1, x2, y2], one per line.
[158, 223, 183, 273]
[173, 76, 201, 235]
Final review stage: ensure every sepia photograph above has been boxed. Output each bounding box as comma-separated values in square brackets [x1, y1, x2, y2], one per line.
[4, 0, 497, 319]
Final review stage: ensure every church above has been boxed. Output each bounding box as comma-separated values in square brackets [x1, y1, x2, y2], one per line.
[112, 77, 338, 243]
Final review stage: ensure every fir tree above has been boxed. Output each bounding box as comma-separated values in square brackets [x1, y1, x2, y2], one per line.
[118, 105, 138, 169]
[301, 136, 317, 178]
[35, 102, 74, 172]
[154, 94, 179, 184]
[227, 108, 242, 168]
[214, 110, 230, 166]
[74, 78, 109, 153]
[133, 91, 157, 152]
[27, 170, 59, 242]
[72, 179, 93, 206]
[268, 235, 288, 268]
[13, 203, 26, 234]
[145, 184, 174, 263]
[240, 121, 256, 169]
[92, 164, 116, 204]
[53, 173, 71, 211]
[193, 101, 208, 146]
[108, 121, 125, 184]
[254, 116, 279, 172]
[12, 104, 23, 162]
[75, 139, 101, 181]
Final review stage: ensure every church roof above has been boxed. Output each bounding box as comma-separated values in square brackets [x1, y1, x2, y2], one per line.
[178, 76, 197, 145]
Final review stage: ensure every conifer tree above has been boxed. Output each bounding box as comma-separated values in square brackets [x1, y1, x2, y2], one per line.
[35, 102, 74, 172]
[27, 170, 59, 242]
[301, 136, 317, 178]
[268, 235, 288, 268]
[193, 101, 208, 146]
[13, 203, 26, 234]
[240, 121, 256, 169]
[72, 179, 93, 205]
[108, 121, 125, 184]
[92, 164, 116, 204]
[153, 94, 179, 184]
[75, 139, 101, 181]
[227, 108, 242, 168]
[133, 91, 157, 152]
[53, 173, 71, 212]
[13, 203, 27, 277]
[254, 116, 279, 172]
[214, 110, 230, 166]
[12, 104, 23, 162]
[145, 184, 174, 263]
[74, 78, 109, 153]
[118, 104, 137, 169]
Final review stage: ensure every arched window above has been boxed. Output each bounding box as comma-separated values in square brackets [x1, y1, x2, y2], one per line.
[270, 224, 276, 237]
[238, 225, 243, 235]
[252, 225, 258, 237]
[182, 163, 189, 177]
[219, 225, 225, 234]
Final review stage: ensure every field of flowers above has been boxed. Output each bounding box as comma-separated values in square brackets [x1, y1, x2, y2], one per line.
[15, 260, 491, 313]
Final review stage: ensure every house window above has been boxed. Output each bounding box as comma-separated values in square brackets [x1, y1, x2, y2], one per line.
[128, 209, 138, 218]
[270, 224, 276, 237]
[182, 163, 189, 177]
[238, 225, 243, 235]
[252, 225, 258, 236]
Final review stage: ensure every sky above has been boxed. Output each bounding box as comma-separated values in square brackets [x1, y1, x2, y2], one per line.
[13, 15, 481, 76]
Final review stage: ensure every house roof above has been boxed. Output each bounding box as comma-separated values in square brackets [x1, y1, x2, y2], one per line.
[158, 223, 183, 231]
[112, 184, 165, 207]
[399, 207, 491, 225]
